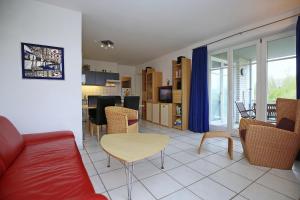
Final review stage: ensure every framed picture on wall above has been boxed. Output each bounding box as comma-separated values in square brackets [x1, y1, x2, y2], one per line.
[21, 43, 64, 80]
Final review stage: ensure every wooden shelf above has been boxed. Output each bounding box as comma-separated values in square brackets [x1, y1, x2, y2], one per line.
[173, 125, 182, 129]
[172, 58, 191, 131]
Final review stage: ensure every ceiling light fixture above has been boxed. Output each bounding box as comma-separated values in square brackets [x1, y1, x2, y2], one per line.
[95, 40, 114, 49]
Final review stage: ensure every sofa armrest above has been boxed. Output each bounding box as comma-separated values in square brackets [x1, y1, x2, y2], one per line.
[23, 131, 74, 145]
[239, 118, 275, 130]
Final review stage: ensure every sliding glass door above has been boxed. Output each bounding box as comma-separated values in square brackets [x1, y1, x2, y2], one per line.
[232, 44, 257, 129]
[266, 35, 296, 121]
[209, 32, 296, 134]
[209, 52, 228, 130]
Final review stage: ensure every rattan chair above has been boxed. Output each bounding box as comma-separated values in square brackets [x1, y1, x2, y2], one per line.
[105, 106, 138, 134]
[239, 98, 300, 169]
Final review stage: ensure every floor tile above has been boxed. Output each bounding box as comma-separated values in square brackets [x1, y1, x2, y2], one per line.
[226, 161, 266, 181]
[186, 147, 214, 158]
[133, 161, 161, 179]
[210, 169, 252, 193]
[141, 173, 183, 199]
[188, 178, 236, 200]
[160, 188, 201, 200]
[202, 143, 225, 153]
[169, 151, 199, 164]
[203, 154, 235, 168]
[100, 168, 137, 190]
[187, 159, 221, 176]
[269, 168, 300, 184]
[166, 165, 204, 186]
[231, 195, 248, 200]
[94, 158, 123, 174]
[241, 183, 292, 200]
[256, 173, 300, 199]
[81, 153, 92, 165]
[89, 151, 108, 162]
[216, 150, 244, 161]
[108, 181, 155, 200]
[84, 162, 98, 177]
[90, 175, 106, 193]
[164, 145, 182, 155]
[150, 156, 182, 171]
[85, 144, 103, 154]
[169, 141, 194, 150]
[238, 159, 270, 172]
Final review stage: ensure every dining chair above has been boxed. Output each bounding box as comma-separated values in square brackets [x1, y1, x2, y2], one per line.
[124, 96, 140, 110]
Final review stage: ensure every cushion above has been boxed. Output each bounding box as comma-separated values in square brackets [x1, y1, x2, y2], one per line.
[276, 117, 295, 132]
[128, 119, 138, 126]
[0, 116, 24, 176]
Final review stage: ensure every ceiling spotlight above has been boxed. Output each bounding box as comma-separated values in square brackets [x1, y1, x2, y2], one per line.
[95, 40, 114, 50]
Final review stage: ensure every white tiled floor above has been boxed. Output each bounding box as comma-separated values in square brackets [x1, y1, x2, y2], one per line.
[82, 120, 300, 200]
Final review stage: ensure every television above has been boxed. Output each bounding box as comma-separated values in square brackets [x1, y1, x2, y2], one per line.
[159, 86, 172, 103]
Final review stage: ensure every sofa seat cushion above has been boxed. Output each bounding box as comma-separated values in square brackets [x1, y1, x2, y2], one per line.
[0, 136, 105, 200]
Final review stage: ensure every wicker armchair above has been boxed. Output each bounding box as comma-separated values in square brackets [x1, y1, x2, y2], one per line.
[239, 98, 300, 169]
[105, 106, 139, 134]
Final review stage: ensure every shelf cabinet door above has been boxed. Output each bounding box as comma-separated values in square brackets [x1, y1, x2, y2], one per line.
[152, 103, 160, 124]
[160, 103, 172, 127]
[146, 103, 152, 121]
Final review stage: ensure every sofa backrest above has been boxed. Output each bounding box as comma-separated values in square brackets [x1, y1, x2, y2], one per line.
[276, 98, 297, 125]
[294, 100, 300, 134]
[0, 116, 24, 176]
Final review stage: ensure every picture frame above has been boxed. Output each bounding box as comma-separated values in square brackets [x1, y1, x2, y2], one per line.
[21, 42, 64, 80]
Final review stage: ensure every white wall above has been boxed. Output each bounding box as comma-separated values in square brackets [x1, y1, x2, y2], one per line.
[137, 8, 300, 88]
[0, 0, 83, 147]
[83, 59, 137, 95]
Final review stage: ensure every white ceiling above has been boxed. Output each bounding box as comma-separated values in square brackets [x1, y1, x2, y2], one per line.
[37, 0, 300, 65]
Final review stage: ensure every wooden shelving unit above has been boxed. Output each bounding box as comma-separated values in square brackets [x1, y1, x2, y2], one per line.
[146, 70, 162, 103]
[172, 58, 191, 130]
[141, 69, 147, 120]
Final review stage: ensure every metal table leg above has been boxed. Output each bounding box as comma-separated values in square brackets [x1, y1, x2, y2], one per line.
[124, 162, 134, 200]
[107, 154, 111, 167]
[161, 149, 165, 169]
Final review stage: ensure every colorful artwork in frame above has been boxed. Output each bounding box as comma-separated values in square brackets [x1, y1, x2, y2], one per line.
[21, 43, 64, 80]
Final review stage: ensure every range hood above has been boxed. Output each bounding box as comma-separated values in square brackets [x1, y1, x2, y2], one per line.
[105, 79, 120, 87]
[106, 79, 120, 83]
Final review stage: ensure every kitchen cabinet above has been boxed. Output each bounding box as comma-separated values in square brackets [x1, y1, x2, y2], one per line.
[83, 71, 119, 86]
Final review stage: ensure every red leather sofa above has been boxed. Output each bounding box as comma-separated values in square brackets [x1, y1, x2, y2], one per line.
[0, 116, 107, 200]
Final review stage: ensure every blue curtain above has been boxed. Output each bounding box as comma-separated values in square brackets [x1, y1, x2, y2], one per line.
[297, 16, 300, 99]
[296, 16, 300, 160]
[189, 46, 209, 133]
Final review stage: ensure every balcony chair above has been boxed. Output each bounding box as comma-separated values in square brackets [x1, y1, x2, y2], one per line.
[105, 106, 138, 134]
[89, 96, 115, 142]
[239, 98, 300, 169]
[235, 101, 256, 119]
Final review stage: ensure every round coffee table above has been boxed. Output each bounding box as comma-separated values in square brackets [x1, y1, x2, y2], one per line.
[100, 133, 170, 200]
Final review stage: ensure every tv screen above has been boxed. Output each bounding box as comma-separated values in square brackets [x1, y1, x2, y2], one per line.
[159, 86, 172, 103]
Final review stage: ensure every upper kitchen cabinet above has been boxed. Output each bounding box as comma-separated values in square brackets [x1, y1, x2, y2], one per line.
[84, 71, 96, 85]
[82, 71, 119, 86]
